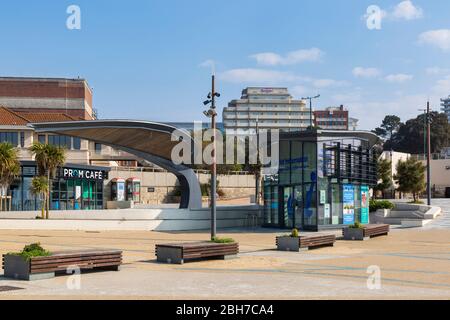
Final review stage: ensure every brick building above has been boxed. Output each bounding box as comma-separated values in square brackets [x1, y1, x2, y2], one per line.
[314, 105, 350, 130]
[0, 77, 95, 120]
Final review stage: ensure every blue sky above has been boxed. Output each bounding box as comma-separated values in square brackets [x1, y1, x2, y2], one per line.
[0, 0, 450, 129]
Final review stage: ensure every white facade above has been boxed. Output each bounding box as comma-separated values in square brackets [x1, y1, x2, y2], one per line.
[222, 87, 312, 134]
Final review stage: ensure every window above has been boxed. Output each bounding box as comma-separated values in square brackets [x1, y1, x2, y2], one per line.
[48, 135, 71, 148]
[0, 132, 19, 146]
[73, 137, 81, 150]
[95, 143, 102, 154]
[20, 132, 25, 148]
[38, 135, 46, 144]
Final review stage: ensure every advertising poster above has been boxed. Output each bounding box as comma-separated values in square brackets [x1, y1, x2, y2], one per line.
[343, 184, 355, 225]
[361, 186, 369, 224]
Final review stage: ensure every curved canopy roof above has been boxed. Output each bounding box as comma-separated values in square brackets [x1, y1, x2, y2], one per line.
[31, 120, 201, 209]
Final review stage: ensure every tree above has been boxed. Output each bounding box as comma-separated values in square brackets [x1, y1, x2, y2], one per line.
[381, 115, 401, 139]
[384, 112, 450, 154]
[30, 176, 49, 219]
[394, 158, 426, 202]
[375, 158, 393, 199]
[29, 143, 66, 219]
[373, 115, 401, 140]
[0, 142, 20, 207]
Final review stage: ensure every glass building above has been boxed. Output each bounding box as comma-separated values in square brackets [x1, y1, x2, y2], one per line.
[10, 161, 109, 211]
[263, 130, 378, 231]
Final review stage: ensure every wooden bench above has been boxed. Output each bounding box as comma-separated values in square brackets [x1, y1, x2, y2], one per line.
[276, 234, 336, 252]
[156, 242, 239, 264]
[2, 250, 122, 281]
[363, 224, 390, 238]
[342, 224, 390, 240]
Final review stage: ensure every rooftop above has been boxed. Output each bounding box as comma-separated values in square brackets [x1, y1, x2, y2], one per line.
[0, 106, 83, 126]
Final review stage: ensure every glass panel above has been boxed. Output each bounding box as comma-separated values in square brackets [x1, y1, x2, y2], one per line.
[263, 184, 271, 224]
[73, 137, 81, 150]
[294, 186, 303, 229]
[74, 180, 82, 210]
[303, 183, 317, 227]
[271, 186, 278, 225]
[331, 184, 342, 225]
[279, 141, 290, 185]
[303, 142, 317, 183]
[291, 141, 303, 184]
[282, 187, 294, 228]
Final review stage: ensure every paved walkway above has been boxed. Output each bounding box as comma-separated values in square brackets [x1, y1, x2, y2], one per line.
[426, 199, 450, 229]
[0, 223, 449, 299]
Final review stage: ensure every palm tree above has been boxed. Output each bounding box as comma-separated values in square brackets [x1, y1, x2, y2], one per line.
[30, 176, 49, 219]
[29, 142, 66, 219]
[0, 142, 20, 210]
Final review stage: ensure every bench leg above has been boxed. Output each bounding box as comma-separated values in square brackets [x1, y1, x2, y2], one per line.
[220, 254, 238, 260]
[97, 265, 121, 271]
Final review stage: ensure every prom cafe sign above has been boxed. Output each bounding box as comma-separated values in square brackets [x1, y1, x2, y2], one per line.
[63, 168, 105, 181]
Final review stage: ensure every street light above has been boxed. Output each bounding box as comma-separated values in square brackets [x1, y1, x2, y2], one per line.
[203, 74, 220, 240]
[426, 102, 432, 206]
[302, 94, 320, 130]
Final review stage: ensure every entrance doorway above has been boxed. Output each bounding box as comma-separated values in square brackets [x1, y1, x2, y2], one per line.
[280, 186, 303, 229]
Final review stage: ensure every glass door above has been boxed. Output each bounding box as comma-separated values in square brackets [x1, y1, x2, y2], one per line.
[280, 187, 294, 229]
[294, 186, 303, 229]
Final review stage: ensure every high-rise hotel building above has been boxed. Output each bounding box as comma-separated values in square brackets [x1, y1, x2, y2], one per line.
[222, 87, 312, 134]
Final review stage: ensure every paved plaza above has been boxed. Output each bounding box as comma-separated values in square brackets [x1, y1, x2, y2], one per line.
[0, 199, 449, 300]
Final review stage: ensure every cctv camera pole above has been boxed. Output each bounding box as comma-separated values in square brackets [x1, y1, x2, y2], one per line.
[210, 74, 217, 239]
[426, 101, 431, 206]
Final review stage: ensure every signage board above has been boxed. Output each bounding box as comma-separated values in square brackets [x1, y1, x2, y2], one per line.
[343, 184, 355, 225]
[63, 168, 106, 180]
[361, 186, 369, 224]
[324, 203, 331, 219]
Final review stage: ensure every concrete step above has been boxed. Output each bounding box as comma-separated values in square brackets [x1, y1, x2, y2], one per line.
[388, 211, 424, 219]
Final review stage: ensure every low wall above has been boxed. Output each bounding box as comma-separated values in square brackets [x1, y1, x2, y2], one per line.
[0, 205, 262, 231]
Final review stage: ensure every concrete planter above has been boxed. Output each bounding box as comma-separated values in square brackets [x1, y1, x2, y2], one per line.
[276, 236, 302, 252]
[376, 209, 391, 217]
[343, 228, 368, 241]
[3, 255, 54, 281]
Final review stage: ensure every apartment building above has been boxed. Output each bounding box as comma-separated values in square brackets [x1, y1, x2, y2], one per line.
[222, 87, 312, 134]
[314, 105, 350, 130]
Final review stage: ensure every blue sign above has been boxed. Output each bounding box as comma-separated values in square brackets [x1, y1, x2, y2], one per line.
[343, 184, 355, 225]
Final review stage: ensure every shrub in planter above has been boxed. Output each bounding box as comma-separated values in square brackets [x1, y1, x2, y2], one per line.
[369, 199, 394, 213]
[277, 229, 301, 251]
[210, 237, 235, 244]
[4, 243, 52, 280]
[343, 222, 366, 241]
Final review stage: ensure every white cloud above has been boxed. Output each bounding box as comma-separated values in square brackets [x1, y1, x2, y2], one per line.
[312, 79, 349, 88]
[250, 48, 324, 66]
[352, 67, 381, 78]
[219, 68, 298, 84]
[432, 75, 450, 96]
[385, 73, 413, 83]
[291, 85, 309, 97]
[418, 29, 450, 52]
[425, 67, 450, 75]
[199, 59, 217, 74]
[392, 1, 423, 20]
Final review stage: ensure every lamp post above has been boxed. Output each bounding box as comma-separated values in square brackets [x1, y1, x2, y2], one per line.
[418, 108, 427, 160]
[302, 94, 320, 130]
[203, 74, 220, 239]
[426, 101, 432, 206]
